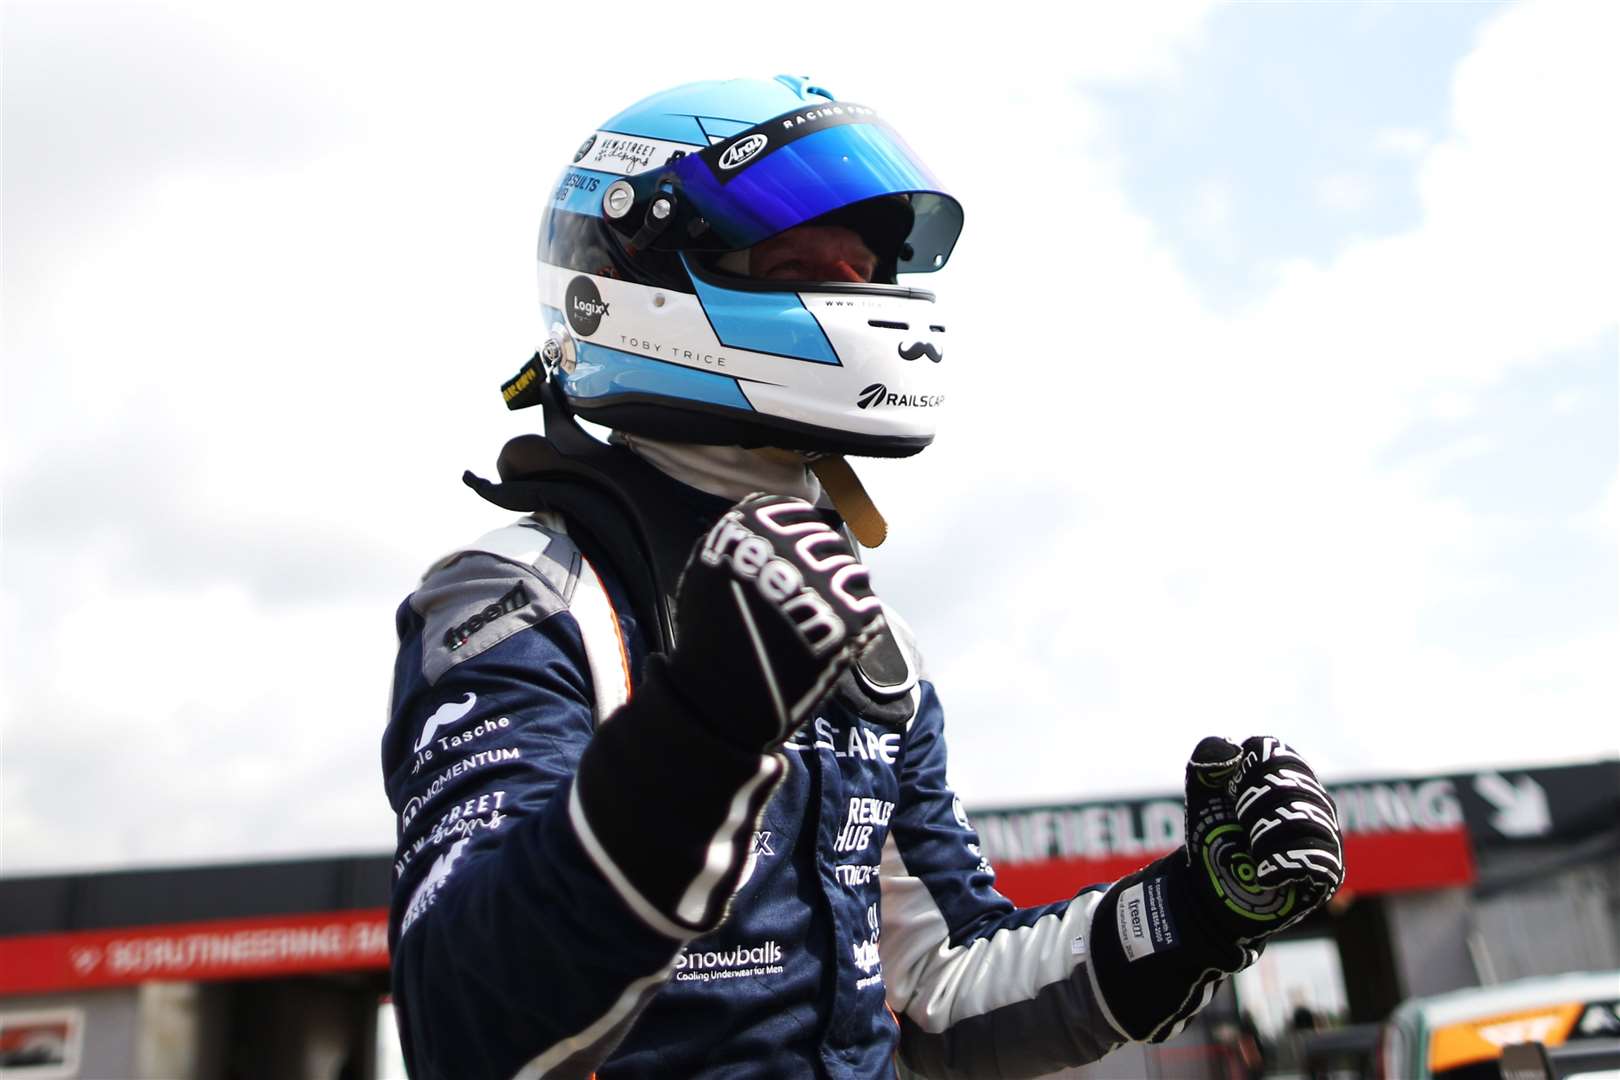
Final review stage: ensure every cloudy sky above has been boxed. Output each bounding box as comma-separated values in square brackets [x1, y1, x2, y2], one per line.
[3, 1, 1614, 874]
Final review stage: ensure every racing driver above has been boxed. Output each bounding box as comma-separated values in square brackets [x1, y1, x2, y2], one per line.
[381, 76, 1346, 1079]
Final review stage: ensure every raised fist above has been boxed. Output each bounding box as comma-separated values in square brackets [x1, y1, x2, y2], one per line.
[1089, 735, 1345, 1043]
[665, 494, 883, 750]
[1184, 735, 1344, 941]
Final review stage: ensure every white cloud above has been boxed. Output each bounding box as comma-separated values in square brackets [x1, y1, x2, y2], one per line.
[872, 0, 1619, 801]
[1576, 475, 1619, 545]
[1426, 389, 1478, 422]
[1316, 172, 1374, 213]
[1374, 126, 1434, 157]
[1185, 176, 1239, 257]
[3, 0, 1614, 873]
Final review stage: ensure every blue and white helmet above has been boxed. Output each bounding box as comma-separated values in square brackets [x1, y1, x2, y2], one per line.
[534, 76, 963, 457]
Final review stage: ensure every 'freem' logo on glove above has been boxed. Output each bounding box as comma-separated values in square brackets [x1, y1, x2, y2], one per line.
[698, 503, 877, 656]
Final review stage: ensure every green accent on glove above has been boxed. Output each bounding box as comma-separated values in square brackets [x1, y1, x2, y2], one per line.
[1199, 823, 1297, 923]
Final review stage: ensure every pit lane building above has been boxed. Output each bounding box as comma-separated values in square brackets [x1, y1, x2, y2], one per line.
[2, 758, 1615, 1078]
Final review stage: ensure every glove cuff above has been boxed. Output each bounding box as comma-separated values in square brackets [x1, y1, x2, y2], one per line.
[572, 658, 785, 934]
[658, 652, 786, 754]
[1088, 849, 1258, 1043]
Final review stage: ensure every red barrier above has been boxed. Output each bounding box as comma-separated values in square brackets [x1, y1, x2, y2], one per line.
[987, 827, 1475, 907]
[0, 908, 389, 995]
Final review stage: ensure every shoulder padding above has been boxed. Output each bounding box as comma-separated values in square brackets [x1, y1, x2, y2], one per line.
[423, 515, 582, 602]
[882, 604, 929, 684]
[411, 516, 584, 685]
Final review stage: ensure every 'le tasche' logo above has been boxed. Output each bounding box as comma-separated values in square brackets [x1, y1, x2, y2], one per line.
[565, 276, 610, 336]
[898, 341, 943, 363]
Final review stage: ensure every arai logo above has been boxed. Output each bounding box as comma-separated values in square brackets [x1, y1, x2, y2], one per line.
[719, 133, 769, 171]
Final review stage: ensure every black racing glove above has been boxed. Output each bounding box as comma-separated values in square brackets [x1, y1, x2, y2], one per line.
[1090, 736, 1344, 1043]
[1185, 735, 1344, 939]
[570, 495, 884, 934]
[659, 493, 884, 750]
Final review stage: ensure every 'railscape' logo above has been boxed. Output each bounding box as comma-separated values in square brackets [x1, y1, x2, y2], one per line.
[856, 383, 943, 410]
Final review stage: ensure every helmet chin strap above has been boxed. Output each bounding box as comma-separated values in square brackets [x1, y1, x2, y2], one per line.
[754, 448, 888, 549]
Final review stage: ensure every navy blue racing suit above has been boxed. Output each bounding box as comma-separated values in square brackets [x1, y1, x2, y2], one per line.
[382, 453, 1137, 1079]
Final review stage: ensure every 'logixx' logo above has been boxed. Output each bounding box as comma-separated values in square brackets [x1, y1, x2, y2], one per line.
[719, 133, 769, 170]
[898, 341, 943, 363]
[565, 276, 610, 336]
[857, 383, 944, 410]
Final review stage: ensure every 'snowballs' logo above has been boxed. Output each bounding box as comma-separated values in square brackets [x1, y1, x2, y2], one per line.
[565, 276, 610, 336]
[719, 133, 769, 170]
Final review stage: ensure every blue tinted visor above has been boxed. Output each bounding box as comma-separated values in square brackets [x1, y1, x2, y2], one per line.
[664, 107, 963, 273]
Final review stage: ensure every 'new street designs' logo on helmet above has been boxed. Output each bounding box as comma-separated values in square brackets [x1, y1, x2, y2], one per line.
[565, 276, 610, 336]
[857, 383, 944, 410]
[719, 133, 769, 171]
[573, 133, 597, 163]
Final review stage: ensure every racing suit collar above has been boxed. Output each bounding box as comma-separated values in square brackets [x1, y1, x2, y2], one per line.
[611, 431, 823, 505]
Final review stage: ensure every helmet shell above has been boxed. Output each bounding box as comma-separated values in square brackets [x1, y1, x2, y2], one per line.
[538, 77, 960, 456]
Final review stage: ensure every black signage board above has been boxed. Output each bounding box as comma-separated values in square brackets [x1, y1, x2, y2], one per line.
[972, 758, 1619, 857]
[1350, 759, 1620, 849]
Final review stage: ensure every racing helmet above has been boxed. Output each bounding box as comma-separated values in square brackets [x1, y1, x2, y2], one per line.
[526, 76, 963, 458]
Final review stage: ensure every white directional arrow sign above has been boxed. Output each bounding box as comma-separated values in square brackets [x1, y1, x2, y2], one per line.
[1473, 772, 1552, 837]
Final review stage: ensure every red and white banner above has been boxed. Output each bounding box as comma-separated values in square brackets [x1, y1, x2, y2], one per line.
[0, 908, 389, 996]
[973, 791, 1478, 908]
[986, 828, 1476, 908]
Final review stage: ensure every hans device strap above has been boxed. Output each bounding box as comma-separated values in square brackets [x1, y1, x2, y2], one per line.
[468, 368, 687, 654]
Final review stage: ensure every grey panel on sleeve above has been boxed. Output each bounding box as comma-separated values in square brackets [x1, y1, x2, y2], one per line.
[897, 969, 1121, 1079]
[411, 520, 583, 685]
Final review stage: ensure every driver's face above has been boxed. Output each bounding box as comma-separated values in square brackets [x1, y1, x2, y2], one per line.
[748, 225, 878, 284]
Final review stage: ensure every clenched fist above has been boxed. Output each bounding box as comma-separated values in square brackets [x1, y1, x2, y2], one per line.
[1090, 735, 1345, 1043]
[664, 494, 884, 750]
[1184, 736, 1344, 941]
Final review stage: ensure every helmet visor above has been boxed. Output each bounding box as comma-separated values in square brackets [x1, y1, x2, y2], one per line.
[668, 108, 963, 273]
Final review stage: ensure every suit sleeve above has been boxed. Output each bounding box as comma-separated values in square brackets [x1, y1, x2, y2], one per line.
[879, 681, 1133, 1079]
[383, 538, 781, 1080]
